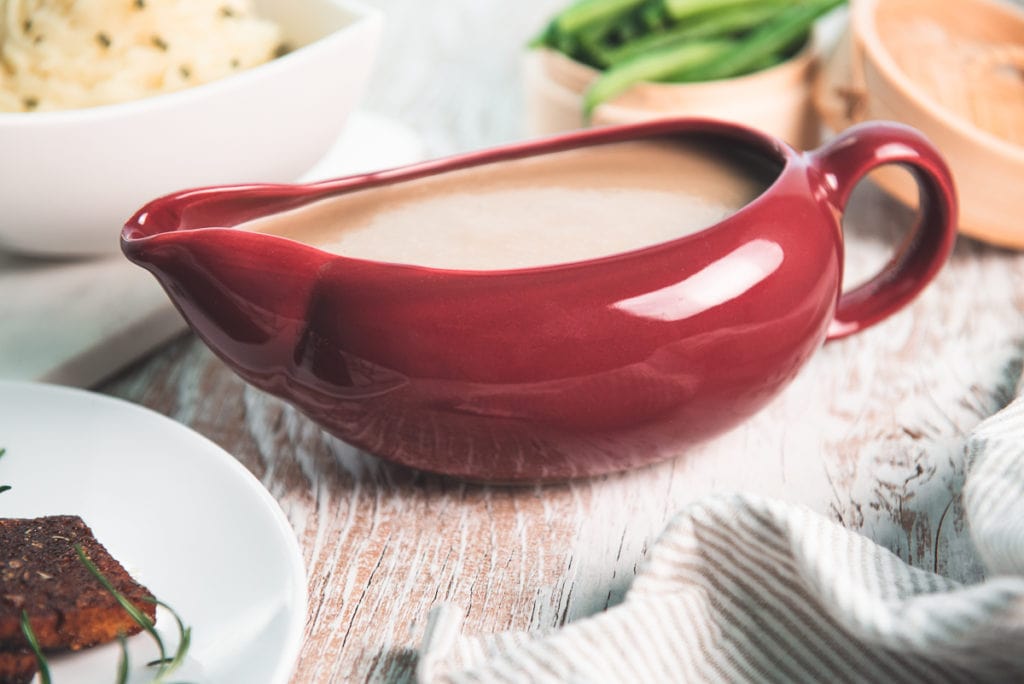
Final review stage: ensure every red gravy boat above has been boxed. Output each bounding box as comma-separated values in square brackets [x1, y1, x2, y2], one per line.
[122, 119, 956, 482]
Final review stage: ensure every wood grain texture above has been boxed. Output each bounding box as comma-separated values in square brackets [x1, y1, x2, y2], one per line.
[101, 1, 1024, 681]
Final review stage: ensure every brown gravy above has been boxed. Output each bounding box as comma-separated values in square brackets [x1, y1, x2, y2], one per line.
[245, 138, 778, 270]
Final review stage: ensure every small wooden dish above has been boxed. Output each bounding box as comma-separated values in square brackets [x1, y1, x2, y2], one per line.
[815, 0, 1024, 248]
[524, 43, 822, 150]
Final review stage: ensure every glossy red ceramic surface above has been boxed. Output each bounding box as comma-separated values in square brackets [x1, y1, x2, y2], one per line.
[122, 119, 956, 481]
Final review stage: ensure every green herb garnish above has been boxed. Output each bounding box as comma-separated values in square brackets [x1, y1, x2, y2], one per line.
[17, 547, 192, 682]
[20, 611, 53, 684]
[75, 544, 191, 682]
[115, 635, 130, 684]
[147, 598, 192, 678]
[75, 546, 164, 658]
[7, 451, 192, 681]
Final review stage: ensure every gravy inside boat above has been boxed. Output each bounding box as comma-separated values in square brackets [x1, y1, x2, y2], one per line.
[246, 137, 779, 270]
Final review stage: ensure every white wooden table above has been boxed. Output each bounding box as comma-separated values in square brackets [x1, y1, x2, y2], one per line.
[102, 1, 1024, 680]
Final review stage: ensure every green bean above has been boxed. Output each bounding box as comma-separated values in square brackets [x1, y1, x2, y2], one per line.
[575, 22, 616, 67]
[582, 39, 734, 116]
[528, 21, 557, 49]
[534, 0, 846, 114]
[747, 51, 787, 72]
[675, 0, 843, 81]
[639, 2, 668, 30]
[555, 30, 579, 56]
[662, 0, 784, 22]
[667, 47, 782, 82]
[613, 14, 645, 43]
[569, 6, 653, 67]
[530, 0, 632, 50]
[554, 0, 647, 35]
[600, 0, 791, 66]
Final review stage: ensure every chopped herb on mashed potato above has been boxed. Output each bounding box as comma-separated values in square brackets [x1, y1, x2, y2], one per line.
[0, 0, 282, 112]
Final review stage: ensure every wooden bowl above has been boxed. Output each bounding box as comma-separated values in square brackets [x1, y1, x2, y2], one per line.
[524, 43, 822, 150]
[815, 0, 1024, 248]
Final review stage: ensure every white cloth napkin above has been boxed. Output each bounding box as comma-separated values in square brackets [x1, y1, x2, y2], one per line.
[417, 391, 1024, 683]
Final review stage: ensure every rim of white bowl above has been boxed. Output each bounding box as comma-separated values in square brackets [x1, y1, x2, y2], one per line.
[0, 0, 382, 127]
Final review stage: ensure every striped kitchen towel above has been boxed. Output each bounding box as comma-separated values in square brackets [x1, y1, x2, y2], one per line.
[417, 392, 1024, 683]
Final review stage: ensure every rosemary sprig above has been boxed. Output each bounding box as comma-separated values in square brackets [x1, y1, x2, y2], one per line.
[75, 544, 192, 682]
[75, 546, 164, 653]
[9, 474, 192, 682]
[116, 635, 130, 684]
[17, 547, 193, 683]
[148, 598, 192, 679]
[20, 610, 52, 684]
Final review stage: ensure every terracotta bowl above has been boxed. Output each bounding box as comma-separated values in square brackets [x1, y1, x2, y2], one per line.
[122, 119, 956, 482]
[815, 0, 1024, 248]
[524, 43, 822, 150]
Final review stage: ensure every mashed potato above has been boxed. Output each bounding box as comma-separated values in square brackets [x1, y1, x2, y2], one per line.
[0, 0, 282, 112]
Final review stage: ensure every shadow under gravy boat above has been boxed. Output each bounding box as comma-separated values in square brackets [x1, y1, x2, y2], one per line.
[122, 119, 956, 482]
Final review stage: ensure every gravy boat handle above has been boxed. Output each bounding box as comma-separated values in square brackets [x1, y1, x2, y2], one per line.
[806, 122, 958, 340]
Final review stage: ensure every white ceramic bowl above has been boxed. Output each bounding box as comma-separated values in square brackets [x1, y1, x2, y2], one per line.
[0, 0, 382, 256]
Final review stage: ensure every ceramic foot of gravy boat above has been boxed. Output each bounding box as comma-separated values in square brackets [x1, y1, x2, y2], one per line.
[122, 119, 956, 482]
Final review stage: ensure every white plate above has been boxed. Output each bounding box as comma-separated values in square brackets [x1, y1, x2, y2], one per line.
[0, 381, 307, 684]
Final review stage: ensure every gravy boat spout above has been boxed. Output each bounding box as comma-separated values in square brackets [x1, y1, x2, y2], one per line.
[123, 183, 336, 385]
[122, 119, 956, 482]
